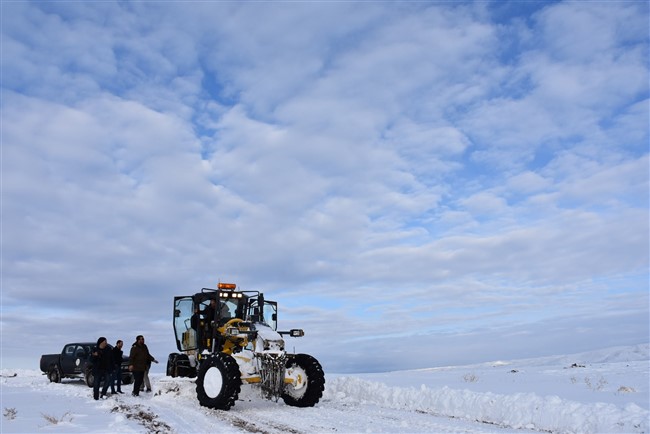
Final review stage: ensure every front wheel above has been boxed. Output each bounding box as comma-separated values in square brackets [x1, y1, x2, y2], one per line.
[195, 353, 241, 410]
[282, 354, 325, 407]
[47, 366, 61, 383]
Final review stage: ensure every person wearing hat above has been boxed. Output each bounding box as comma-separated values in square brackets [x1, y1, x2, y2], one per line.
[90, 337, 113, 400]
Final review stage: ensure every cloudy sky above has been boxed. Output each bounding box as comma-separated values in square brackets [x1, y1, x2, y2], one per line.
[2, 1, 648, 374]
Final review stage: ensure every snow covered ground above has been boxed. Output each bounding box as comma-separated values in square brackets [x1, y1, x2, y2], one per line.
[1, 344, 648, 433]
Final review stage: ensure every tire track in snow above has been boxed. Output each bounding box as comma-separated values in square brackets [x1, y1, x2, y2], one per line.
[146, 377, 542, 434]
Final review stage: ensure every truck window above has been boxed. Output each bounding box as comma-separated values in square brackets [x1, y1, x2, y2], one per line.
[64, 345, 76, 356]
[74, 346, 86, 358]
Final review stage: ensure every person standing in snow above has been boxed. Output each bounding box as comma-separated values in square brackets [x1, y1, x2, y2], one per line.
[128, 335, 157, 396]
[91, 337, 113, 400]
[110, 340, 124, 394]
[141, 354, 159, 393]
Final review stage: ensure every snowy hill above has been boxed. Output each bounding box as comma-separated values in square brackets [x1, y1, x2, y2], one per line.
[1, 344, 648, 433]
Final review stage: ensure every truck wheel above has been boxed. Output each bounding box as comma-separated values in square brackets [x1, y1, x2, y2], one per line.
[282, 354, 325, 408]
[48, 366, 61, 383]
[84, 370, 94, 388]
[195, 353, 241, 410]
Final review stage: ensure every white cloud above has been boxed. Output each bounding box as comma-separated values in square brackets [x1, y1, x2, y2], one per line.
[459, 191, 509, 216]
[1, 1, 647, 373]
[506, 171, 551, 194]
[535, 1, 646, 62]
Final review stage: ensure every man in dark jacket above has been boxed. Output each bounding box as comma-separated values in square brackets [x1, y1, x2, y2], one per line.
[91, 337, 113, 400]
[111, 340, 124, 394]
[128, 335, 155, 396]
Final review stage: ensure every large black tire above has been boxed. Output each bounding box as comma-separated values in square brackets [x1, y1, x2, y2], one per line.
[167, 353, 178, 377]
[47, 366, 61, 383]
[84, 369, 94, 388]
[195, 353, 241, 410]
[167, 354, 196, 378]
[282, 354, 325, 408]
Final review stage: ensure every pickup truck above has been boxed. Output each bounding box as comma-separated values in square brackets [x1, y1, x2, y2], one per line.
[40, 342, 132, 387]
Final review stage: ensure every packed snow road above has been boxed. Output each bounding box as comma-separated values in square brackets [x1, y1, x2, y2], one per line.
[118, 376, 538, 434]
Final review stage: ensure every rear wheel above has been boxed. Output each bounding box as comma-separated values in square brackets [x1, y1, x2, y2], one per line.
[168, 354, 195, 378]
[47, 366, 61, 383]
[195, 353, 241, 410]
[167, 353, 178, 377]
[84, 369, 94, 388]
[282, 354, 325, 407]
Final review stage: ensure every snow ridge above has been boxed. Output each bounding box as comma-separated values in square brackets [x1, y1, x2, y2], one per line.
[325, 377, 649, 434]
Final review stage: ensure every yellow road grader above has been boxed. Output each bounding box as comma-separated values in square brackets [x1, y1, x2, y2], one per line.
[167, 283, 325, 410]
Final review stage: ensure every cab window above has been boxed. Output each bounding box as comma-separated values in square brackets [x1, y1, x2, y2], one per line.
[173, 297, 197, 351]
[247, 300, 278, 330]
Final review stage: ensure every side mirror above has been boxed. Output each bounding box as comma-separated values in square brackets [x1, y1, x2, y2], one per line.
[289, 329, 304, 337]
[272, 313, 277, 321]
[174, 309, 181, 318]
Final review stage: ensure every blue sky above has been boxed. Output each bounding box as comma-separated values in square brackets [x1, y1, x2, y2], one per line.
[1, 1, 648, 373]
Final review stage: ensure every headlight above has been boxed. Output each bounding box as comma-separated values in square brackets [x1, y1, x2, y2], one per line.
[263, 338, 285, 351]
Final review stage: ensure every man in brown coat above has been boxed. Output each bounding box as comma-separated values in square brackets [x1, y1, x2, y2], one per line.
[128, 335, 155, 396]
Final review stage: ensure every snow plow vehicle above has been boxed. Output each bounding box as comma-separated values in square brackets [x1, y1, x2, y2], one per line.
[167, 283, 325, 410]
